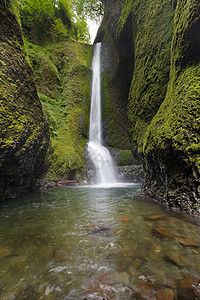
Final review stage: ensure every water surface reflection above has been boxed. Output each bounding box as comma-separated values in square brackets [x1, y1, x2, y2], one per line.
[0, 185, 199, 299]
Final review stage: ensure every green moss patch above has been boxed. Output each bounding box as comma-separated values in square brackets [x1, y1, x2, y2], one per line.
[25, 39, 93, 180]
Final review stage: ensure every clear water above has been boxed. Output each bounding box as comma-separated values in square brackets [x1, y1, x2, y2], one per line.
[0, 185, 200, 299]
[88, 42, 117, 184]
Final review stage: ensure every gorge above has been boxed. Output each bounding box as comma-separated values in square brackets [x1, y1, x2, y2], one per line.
[0, 0, 200, 298]
[0, 1, 200, 209]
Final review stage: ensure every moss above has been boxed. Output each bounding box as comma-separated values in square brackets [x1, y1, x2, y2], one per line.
[0, 0, 49, 200]
[101, 71, 130, 149]
[128, 0, 174, 154]
[100, 0, 200, 211]
[116, 0, 133, 38]
[116, 150, 136, 166]
[143, 65, 200, 170]
[96, 18, 132, 150]
[26, 39, 93, 180]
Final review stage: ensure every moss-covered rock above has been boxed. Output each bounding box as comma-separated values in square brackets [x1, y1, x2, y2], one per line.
[143, 0, 200, 213]
[0, 0, 50, 200]
[95, 2, 133, 150]
[97, 0, 200, 213]
[25, 39, 93, 180]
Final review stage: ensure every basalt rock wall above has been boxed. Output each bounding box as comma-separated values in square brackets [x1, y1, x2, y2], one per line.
[97, 0, 200, 212]
[0, 0, 50, 200]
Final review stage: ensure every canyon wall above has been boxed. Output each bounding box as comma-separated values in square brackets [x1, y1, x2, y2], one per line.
[97, 0, 200, 212]
[0, 0, 50, 199]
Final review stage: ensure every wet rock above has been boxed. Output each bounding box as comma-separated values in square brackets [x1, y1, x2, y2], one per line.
[83, 298, 108, 300]
[113, 271, 130, 285]
[177, 276, 200, 300]
[14, 284, 38, 299]
[121, 250, 134, 258]
[128, 266, 136, 277]
[145, 215, 167, 221]
[88, 222, 110, 234]
[82, 271, 116, 299]
[133, 280, 156, 299]
[152, 226, 173, 238]
[0, 247, 12, 259]
[156, 287, 175, 300]
[164, 251, 187, 268]
[117, 165, 144, 183]
[120, 216, 130, 222]
[179, 238, 200, 248]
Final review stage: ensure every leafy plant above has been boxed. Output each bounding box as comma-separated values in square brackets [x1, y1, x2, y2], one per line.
[18, 0, 90, 44]
[73, 0, 104, 22]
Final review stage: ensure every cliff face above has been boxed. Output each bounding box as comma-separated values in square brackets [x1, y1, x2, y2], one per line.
[97, 0, 200, 212]
[0, 0, 50, 200]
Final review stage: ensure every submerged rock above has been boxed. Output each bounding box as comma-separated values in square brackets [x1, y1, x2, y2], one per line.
[113, 271, 130, 285]
[177, 276, 200, 300]
[164, 251, 187, 268]
[152, 227, 173, 238]
[0, 247, 12, 259]
[133, 280, 156, 299]
[179, 238, 200, 248]
[87, 222, 111, 235]
[14, 284, 38, 299]
[134, 280, 175, 300]
[156, 287, 175, 300]
[145, 215, 167, 222]
[120, 216, 131, 222]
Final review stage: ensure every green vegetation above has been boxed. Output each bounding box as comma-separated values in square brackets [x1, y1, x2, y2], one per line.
[101, 71, 131, 149]
[25, 40, 93, 180]
[73, 0, 104, 22]
[18, 0, 90, 44]
[97, 0, 200, 211]
[12, 0, 94, 181]
[0, 0, 50, 199]
[127, 0, 174, 154]
[116, 150, 136, 166]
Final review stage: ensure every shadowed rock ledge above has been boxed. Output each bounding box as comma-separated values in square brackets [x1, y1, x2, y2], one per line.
[0, 0, 50, 200]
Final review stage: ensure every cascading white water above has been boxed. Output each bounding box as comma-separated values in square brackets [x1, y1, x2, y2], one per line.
[88, 43, 117, 184]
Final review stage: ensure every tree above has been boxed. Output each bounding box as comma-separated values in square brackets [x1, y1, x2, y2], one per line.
[18, 0, 90, 43]
[73, 0, 104, 22]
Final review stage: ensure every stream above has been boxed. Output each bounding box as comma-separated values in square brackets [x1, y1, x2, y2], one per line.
[0, 184, 200, 299]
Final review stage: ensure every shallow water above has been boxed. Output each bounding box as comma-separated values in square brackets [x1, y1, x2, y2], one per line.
[0, 184, 200, 299]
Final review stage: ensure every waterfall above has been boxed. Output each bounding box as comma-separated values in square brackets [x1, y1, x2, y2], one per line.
[88, 43, 117, 184]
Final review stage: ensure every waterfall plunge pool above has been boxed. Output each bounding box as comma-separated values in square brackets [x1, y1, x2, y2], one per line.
[0, 185, 200, 299]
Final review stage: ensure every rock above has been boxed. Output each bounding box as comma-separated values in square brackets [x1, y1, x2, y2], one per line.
[14, 284, 38, 299]
[133, 280, 156, 299]
[113, 272, 130, 285]
[164, 251, 187, 268]
[179, 238, 200, 248]
[120, 216, 130, 222]
[128, 266, 136, 277]
[152, 227, 173, 238]
[0, 1, 49, 200]
[0, 247, 12, 259]
[117, 165, 144, 183]
[88, 222, 110, 234]
[82, 271, 115, 299]
[134, 281, 175, 300]
[145, 215, 167, 221]
[156, 287, 175, 300]
[177, 276, 200, 300]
